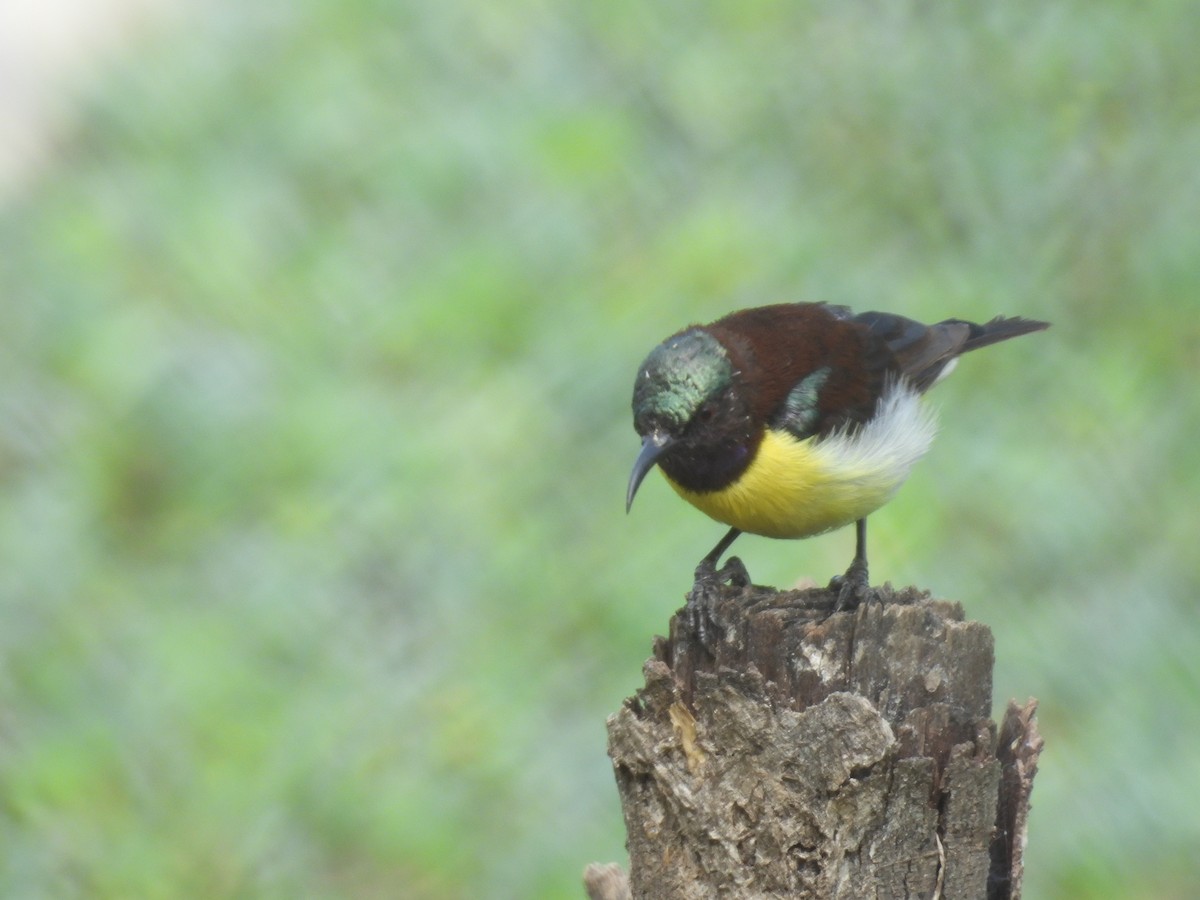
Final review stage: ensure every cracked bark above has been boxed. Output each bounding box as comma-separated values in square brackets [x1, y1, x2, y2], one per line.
[590, 580, 1042, 899]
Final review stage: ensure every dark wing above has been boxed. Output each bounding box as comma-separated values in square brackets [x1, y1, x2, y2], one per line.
[851, 311, 1049, 393]
[851, 311, 969, 393]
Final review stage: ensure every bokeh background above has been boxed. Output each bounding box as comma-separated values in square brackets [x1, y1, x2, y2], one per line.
[2, 1, 1198, 897]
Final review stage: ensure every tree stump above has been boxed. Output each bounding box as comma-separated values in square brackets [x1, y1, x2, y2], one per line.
[590, 578, 1042, 900]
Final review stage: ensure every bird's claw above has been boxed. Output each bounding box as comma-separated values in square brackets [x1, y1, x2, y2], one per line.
[829, 558, 873, 612]
[693, 555, 751, 589]
[687, 556, 750, 650]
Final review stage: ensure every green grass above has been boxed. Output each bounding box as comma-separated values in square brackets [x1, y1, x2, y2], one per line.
[2, 0, 1198, 896]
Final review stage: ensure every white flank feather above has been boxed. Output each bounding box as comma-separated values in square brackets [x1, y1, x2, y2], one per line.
[812, 380, 938, 496]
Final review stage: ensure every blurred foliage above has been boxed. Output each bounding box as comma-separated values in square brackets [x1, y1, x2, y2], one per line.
[1, 0, 1198, 897]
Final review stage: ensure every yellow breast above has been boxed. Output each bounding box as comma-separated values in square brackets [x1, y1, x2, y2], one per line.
[664, 385, 937, 539]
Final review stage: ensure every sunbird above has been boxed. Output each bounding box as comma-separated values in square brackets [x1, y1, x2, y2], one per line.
[626, 303, 1049, 605]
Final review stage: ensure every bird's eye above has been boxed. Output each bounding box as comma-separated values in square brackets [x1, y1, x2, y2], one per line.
[695, 402, 717, 424]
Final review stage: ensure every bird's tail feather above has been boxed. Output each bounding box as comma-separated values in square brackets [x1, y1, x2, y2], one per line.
[950, 316, 1051, 353]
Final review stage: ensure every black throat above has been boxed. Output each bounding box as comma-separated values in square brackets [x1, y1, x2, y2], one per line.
[657, 433, 760, 494]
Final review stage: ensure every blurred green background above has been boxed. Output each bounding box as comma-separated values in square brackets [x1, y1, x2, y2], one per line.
[2, 1, 1197, 897]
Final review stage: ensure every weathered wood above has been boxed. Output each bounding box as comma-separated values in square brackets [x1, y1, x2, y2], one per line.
[990, 699, 1043, 900]
[584, 862, 633, 900]
[592, 578, 1041, 899]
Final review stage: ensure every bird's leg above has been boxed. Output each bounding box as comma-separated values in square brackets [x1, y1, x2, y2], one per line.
[693, 527, 749, 587]
[830, 518, 872, 611]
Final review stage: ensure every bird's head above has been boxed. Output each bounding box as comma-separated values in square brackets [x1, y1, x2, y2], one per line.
[627, 328, 754, 510]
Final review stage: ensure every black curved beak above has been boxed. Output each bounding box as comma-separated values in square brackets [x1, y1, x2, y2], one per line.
[626, 431, 673, 513]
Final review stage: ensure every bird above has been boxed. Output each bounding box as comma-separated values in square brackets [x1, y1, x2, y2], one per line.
[625, 302, 1049, 607]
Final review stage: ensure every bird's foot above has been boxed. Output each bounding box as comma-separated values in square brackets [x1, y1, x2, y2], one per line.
[693, 554, 751, 590]
[687, 556, 750, 650]
[829, 558, 874, 612]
